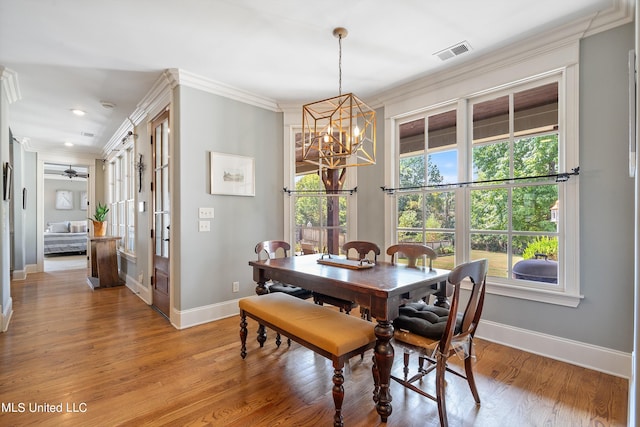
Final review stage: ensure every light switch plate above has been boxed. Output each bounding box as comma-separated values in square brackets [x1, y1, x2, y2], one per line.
[199, 220, 210, 232]
[199, 207, 214, 219]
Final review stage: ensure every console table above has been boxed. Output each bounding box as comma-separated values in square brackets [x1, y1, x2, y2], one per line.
[87, 236, 122, 289]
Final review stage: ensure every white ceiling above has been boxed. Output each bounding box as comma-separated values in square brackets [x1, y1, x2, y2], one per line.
[0, 0, 629, 155]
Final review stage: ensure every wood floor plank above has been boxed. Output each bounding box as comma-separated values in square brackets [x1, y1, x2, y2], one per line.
[0, 270, 628, 426]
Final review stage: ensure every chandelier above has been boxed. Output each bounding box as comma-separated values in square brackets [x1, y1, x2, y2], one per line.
[302, 27, 376, 169]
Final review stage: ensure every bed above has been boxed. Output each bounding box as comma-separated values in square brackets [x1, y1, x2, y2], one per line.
[44, 221, 88, 255]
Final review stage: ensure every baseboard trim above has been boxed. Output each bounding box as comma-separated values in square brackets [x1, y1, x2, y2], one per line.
[173, 299, 239, 330]
[1, 297, 13, 332]
[477, 319, 631, 379]
[124, 274, 151, 305]
[11, 269, 26, 280]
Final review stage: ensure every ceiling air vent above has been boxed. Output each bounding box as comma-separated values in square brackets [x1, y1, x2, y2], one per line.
[81, 131, 94, 138]
[434, 41, 472, 61]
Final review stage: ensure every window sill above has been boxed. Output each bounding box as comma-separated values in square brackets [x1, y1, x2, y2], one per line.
[461, 280, 583, 307]
[117, 249, 137, 264]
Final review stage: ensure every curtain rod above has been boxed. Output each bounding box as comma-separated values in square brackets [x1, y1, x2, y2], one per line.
[381, 167, 579, 194]
[283, 187, 357, 195]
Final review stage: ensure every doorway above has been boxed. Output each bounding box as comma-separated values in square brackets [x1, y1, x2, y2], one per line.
[42, 163, 89, 272]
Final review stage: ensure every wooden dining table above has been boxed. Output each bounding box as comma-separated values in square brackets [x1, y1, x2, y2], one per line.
[248, 253, 450, 422]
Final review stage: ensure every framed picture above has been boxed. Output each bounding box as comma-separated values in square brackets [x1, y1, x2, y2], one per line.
[3, 162, 12, 201]
[210, 152, 255, 196]
[56, 190, 73, 210]
[80, 191, 88, 210]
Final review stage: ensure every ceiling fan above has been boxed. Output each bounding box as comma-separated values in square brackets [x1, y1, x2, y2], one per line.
[62, 165, 88, 179]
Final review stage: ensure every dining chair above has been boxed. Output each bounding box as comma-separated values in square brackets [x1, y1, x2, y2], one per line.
[387, 243, 452, 306]
[312, 240, 381, 320]
[254, 240, 312, 299]
[391, 258, 488, 427]
[387, 243, 437, 270]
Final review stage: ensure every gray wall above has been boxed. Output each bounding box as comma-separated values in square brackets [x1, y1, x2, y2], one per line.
[43, 179, 88, 225]
[174, 85, 283, 311]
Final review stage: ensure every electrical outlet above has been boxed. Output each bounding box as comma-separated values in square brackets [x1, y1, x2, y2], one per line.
[199, 220, 210, 232]
[138, 273, 143, 284]
[232, 281, 240, 292]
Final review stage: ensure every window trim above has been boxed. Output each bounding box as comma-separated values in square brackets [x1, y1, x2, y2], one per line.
[388, 65, 581, 307]
[107, 140, 137, 258]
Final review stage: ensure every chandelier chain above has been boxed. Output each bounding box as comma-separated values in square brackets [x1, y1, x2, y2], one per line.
[338, 34, 342, 95]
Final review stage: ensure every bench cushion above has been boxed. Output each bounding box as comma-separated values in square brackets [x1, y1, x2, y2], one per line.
[239, 292, 375, 357]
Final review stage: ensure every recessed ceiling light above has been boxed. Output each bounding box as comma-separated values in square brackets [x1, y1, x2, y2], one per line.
[64, 142, 74, 147]
[71, 109, 86, 116]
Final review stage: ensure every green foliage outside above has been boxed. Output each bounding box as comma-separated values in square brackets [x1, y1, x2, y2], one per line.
[522, 236, 558, 260]
[294, 173, 347, 227]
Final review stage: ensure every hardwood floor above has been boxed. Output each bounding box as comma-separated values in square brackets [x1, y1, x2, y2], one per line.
[1, 269, 628, 426]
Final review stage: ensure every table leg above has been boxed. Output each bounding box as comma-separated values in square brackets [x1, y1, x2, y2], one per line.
[433, 280, 450, 308]
[373, 320, 394, 422]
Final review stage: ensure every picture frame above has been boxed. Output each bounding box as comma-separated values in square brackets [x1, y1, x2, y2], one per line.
[55, 189, 73, 210]
[3, 162, 12, 201]
[210, 152, 255, 196]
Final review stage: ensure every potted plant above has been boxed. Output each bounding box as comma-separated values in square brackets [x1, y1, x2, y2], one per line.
[90, 202, 109, 237]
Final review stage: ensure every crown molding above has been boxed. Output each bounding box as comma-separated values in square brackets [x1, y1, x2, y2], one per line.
[0, 66, 21, 104]
[102, 71, 173, 158]
[166, 68, 280, 112]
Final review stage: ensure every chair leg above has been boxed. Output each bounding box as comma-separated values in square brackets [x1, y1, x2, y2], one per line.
[435, 353, 449, 427]
[240, 313, 248, 359]
[332, 367, 345, 427]
[275, 333, 282, 347]
[464, 354, 481, 404]
[403, 351, 410, 380]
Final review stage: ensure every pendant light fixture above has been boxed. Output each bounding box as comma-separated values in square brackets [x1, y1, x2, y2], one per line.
[302, 27, 376, 169]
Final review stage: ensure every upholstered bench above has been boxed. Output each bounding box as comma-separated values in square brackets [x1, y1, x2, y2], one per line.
[239, 292, 376, 427]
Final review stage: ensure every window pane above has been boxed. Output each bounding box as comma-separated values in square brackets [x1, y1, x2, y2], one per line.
[512, 185, 558, 232]
[512, 236, 558, 284]
[425, 191, 455, 229]
[470, 188, 508, 230]
[428, 150, 457, 186]
[514, 82, 558, 137]
[514, 134, 558, 178]
[473, 140, 509, 181]
[397, 193, 423, 227]
[427, 232, 455, 269]
[471, 233, 508, 278]
[399, 155, 425, 188]
[473, 95, 509, 143]
[399, 118, 425, 156]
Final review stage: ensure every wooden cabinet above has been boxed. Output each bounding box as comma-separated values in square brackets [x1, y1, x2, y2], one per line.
[87, 236, 122, 289]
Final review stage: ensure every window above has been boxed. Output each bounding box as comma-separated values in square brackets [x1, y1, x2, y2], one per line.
[108, 145, 136, 255]
[290, 130, 354, 256]
[394, 73, 580, 306]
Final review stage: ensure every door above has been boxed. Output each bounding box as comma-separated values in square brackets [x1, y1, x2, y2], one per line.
[151, 110, 170, 318]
